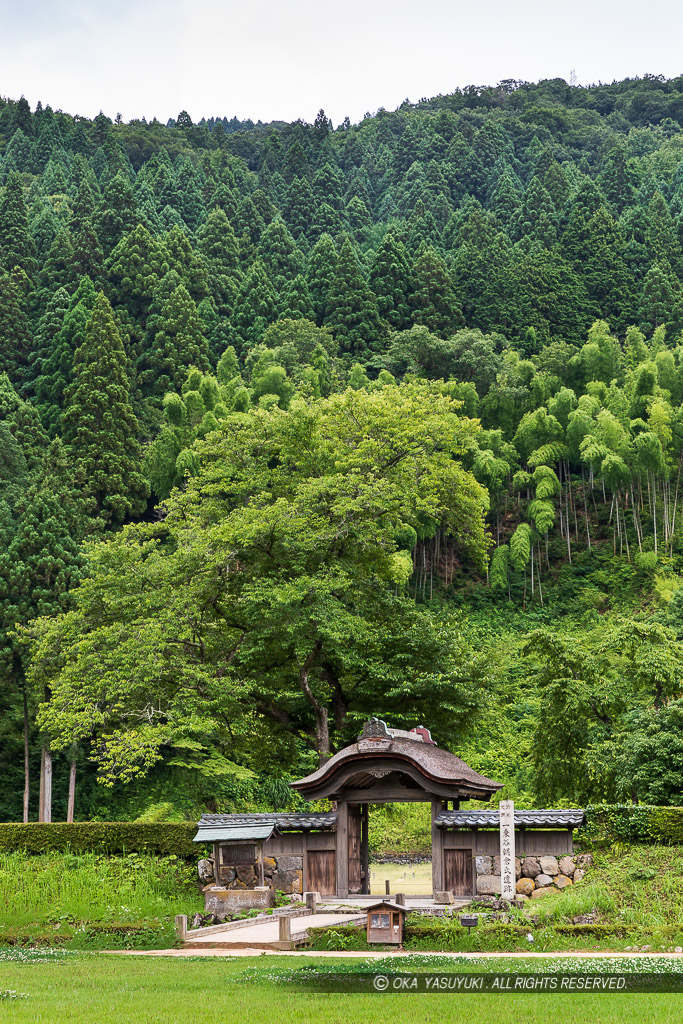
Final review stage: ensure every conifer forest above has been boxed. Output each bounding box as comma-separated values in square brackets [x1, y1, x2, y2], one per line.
[4, 76, 683, 823]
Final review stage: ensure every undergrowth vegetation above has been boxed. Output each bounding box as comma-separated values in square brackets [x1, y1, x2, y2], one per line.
[309, 845, 683, 952]
[0, 851, 202, 948]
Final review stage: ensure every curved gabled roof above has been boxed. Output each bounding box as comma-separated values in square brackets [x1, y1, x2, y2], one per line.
[291, 719, 501, 799]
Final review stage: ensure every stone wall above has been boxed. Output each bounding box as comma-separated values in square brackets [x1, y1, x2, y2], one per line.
[203, 886, 275, 916]
[200, 855, 303, 894]
[476, 853, 593, 899]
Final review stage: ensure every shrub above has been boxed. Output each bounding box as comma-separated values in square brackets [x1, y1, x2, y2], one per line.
[578, 805, 683, 846]
[0, 822, 200, 856]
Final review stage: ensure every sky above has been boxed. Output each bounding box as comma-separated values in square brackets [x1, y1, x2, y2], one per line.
[2, 0, 683, 126]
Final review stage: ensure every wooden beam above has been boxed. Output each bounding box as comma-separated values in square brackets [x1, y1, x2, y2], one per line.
[336, 799, 348, 897]
[360, 803, 369, 895]
[258, 841, 265, 887]
[431, 799, 443, 894]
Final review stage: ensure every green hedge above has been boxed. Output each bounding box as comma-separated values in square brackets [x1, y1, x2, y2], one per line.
[578, 805, 683, 846]
[0, 822, 202, 856]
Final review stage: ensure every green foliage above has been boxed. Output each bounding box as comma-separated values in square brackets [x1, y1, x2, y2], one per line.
[12, 80, 683, 820]
[0, 822, 198, 855]
[367, 803, 431, 854]
[577, 805, 683, 846]
[325, 238, 384, 357]
[30, 383, 489, 776]
[61, 292, 149, 524]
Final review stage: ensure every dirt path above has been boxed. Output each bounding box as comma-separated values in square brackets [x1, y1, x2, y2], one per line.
[110, 948, 683, 959]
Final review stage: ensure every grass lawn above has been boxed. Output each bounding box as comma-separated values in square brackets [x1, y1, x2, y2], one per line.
[369, 859, 432, 895]
[0, 953, 682, 1023]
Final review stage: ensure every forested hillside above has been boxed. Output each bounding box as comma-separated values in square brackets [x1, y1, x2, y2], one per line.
[4, 76, 683, 823]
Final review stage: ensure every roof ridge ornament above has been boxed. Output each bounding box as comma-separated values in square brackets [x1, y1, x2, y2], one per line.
[358, 717, 390, 740]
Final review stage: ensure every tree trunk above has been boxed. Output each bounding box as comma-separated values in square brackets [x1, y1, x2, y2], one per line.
[581, 466, 591, 552]
[39, 746, 52, 823]
[299, 646, 329, 764]
[67, 756, 77, 823]
[22, 684, 30, 824]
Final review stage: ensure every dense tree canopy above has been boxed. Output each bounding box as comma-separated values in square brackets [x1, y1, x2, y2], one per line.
[4, 76, 683, 818]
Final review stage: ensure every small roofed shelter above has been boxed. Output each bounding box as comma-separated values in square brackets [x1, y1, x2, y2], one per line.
[291, 717, 502, 897]
[194, 816, 281, 888]
[366, 900, 406, 944]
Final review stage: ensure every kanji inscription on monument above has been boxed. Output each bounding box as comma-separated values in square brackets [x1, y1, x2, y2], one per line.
[499, 799, 515, 900]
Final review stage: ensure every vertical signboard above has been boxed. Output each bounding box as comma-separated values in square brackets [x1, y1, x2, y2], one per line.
[499, 800, 515, 901]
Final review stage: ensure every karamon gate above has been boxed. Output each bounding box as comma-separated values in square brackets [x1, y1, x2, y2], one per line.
[194, 719, 584, 898]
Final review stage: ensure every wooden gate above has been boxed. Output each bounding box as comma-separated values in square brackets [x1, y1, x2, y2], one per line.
[443, 849, 473, 896]
[307, 850, 336, 896]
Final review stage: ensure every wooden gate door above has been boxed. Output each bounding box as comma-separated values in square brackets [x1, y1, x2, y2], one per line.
[443, 849, 473, 896]
[307, 850, 336, 896]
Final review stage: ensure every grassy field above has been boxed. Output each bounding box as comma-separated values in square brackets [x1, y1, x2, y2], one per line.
[0, 851, 202, 948]
[0, 953, 682, 1024]
[370, 860, 432, 894]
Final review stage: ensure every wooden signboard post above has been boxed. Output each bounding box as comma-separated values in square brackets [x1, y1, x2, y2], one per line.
[499, 799, 515, 901]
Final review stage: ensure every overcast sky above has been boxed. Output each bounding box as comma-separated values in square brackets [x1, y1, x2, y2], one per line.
[2, 0, 683, 126]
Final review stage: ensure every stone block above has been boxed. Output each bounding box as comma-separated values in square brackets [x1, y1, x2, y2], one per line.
[573, 868, 585, 884]
[435, 891, 455, 904]
[236, 864, 256, 887]
[516, 877, 535, 896]
[530, 887, 552, 899]
[263, 857, 276, 876]
[558, 856, 576, 877]
[521, 857, 541, 878]
[272, 868, 302, 894]
[539, 856, 559, 876]
[535, 873, 553, 888]
[204, 887, 274, 916]
[515, 857, 521, 880]
[475, 856, 493, 876]
[197, 858, 214, 883]
[493, 855, 501, 875]
[218, 866, 236, 884]
[276, 856, 303, 872]
[576, 853, 593, 867]
[554, 874, 573, 889]
[477, 874, 502, 895]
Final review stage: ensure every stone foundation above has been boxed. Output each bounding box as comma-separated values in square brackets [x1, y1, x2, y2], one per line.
[475, 853, 592, 896]
[203, 886, 275, 916]
[201, 855, 304, 894]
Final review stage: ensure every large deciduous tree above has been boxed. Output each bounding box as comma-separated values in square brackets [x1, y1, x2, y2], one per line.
[29, 383, 489, 777]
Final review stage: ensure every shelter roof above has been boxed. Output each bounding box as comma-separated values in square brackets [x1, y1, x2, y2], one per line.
[365, 900, 407, 913]
[435, 808, 586, 829]
[193, 812, 337, 842]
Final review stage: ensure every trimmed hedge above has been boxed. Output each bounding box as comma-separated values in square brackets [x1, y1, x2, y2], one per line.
[578, 805, 683, 846]
[0, 822, 202, 856]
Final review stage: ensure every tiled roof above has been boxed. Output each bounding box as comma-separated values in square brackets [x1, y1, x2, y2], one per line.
[435, 809, 586, 829]
[193, 812, 337, 842]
